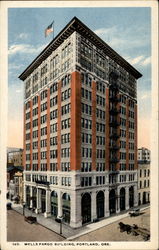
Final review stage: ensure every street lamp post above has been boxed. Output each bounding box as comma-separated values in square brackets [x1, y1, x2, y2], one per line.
[22, 202, 25, 217]
[55, 216, 63, 235]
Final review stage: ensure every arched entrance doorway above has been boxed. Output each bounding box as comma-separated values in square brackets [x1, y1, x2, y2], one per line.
[26, 186, 30, 208]
[82, 193, 91, 224]
[32, 187, 37, 209]
[62, 193, 71, 223]
[51, 191, 58, 217]
[109, 189, 116, 214]
[129, 186, 134, 208]
[143, 192, 147, 204]
[97, 191, 104, 218]
[41, 189, 46, 213]
[120, 188, 125, 211]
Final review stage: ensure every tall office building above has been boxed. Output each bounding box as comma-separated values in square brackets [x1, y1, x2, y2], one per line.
[19, 17, 142, 228]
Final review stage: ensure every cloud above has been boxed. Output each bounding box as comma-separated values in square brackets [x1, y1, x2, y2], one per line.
[127, 55, 144, 65]
[8, 43, 47, 56]
[141, 57, 151, 66]
[18, 33, 28, 39]
[94, 24, 150, 56]
[15, 89, 22, 93]
[94, 26, 117, 36]
[125, 55, 151, 67]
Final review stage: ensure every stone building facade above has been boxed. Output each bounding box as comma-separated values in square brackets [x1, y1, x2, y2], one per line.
[19, 17, 142, 228]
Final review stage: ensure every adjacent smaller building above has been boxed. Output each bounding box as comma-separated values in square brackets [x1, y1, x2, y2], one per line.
[138, 148, 150, 205]
[7, 148, 23, 166]
[138, 147, 151, 163]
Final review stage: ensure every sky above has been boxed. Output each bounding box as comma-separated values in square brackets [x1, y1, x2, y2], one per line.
[8, 7, 151, 149]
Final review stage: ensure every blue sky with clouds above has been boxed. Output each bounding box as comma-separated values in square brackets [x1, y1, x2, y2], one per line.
[8, 7, 151, 148]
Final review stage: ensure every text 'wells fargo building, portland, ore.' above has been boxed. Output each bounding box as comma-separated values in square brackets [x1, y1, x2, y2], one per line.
[19, 17, 142, 228]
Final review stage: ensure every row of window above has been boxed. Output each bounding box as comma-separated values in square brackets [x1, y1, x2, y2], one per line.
[139, 169, 150, 178]
[81, 133, 92, 144]
[139, 179, 150, 189]
[81, 88, 92, 101]
[97, 95, 105, 107]
[96, 108, 105, 119]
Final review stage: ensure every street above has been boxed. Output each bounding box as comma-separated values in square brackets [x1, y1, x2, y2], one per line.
[74, 208, 150, 241]
[7, 210, 64, 241]
[7, 207, 150, 242]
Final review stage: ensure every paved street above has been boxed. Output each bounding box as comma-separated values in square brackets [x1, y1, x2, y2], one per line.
[7, 203, 150, 242]
[73, 208, 150, 241]
[7, 210, 64, 242]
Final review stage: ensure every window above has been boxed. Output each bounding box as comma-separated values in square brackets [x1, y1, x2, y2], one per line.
[33, 141, 38, 149]
[96, 176, 105, 185]
[41, 152, 46, 160]
[33, 130, 38, 138]
[50, 123, 57, 133]
[50, 136, 57, 146]
[81, 118, 92, 129]
[61, 133, 70, 144]
[26, 112, 30, 120]
[41, 90, 47, 100]
[40, 163, 47, 171]
[61, 162, 70, 171]
[61, 75, 71, 88]
[33, 119, 38, 128]
[41, 102, 47, 112]
[61, 148, 70, 158]
[50, 96, 57, 107]
[81, 177, 92, 187]
[50, 176, 58, 185]
[61, 103, 71, 115]
[33, 96, 38, 105]
[50, 82, 58, 94]
[81, 103, 92, 115]
[41, 115, 47, 124]
[50, 163, 57, 171]
[41, 139, 47, 148]
[81, 162, 92, 172]
[50, 150, 58, 159]
[50, 109, 58, 120]
[61, 177, 71, 186]
[96, 162, 105, 171]
[61, 118, 70, 129]
[61, 88, 71, 101]
[41, 127, 47, 136]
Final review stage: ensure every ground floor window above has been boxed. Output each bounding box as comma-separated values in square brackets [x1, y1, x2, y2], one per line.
[51, 191, 58, 217]
[62, 193, 70, 223]
[82, 193, 91, 224]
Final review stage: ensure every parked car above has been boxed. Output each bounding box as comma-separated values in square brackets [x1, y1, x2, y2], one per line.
[7, 202, 12, 210]
[25, 216, 37, 224]
[129, 208, 140, 217]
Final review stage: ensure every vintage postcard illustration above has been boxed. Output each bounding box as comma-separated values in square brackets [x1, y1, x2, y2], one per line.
[0, 1, 158, 250]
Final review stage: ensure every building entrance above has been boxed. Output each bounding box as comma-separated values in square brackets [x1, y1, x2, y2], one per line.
[129, 186, 134, 208]
[82, 193, 91, 224]
[51, 191, 58, 217]
[97, 191, 104, 218]
[26, 186, 30, 208]
[143, 192, 147, 204]
[109, 189, 116, 214]
[62, 193, 70, 224]
[120, 188, 125, 211]
[41, 189, 46, 213]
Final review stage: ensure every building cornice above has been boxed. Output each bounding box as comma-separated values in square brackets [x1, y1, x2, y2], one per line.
[19, 17, 142, 81]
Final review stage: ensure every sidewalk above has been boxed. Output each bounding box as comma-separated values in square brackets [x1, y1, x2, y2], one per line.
[9, 200, 150, 240]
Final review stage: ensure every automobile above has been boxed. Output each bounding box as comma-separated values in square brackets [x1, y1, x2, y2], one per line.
[129, 208, 140, 217]
[24, 216, 37, 224]
[7, 202, 12, 210]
